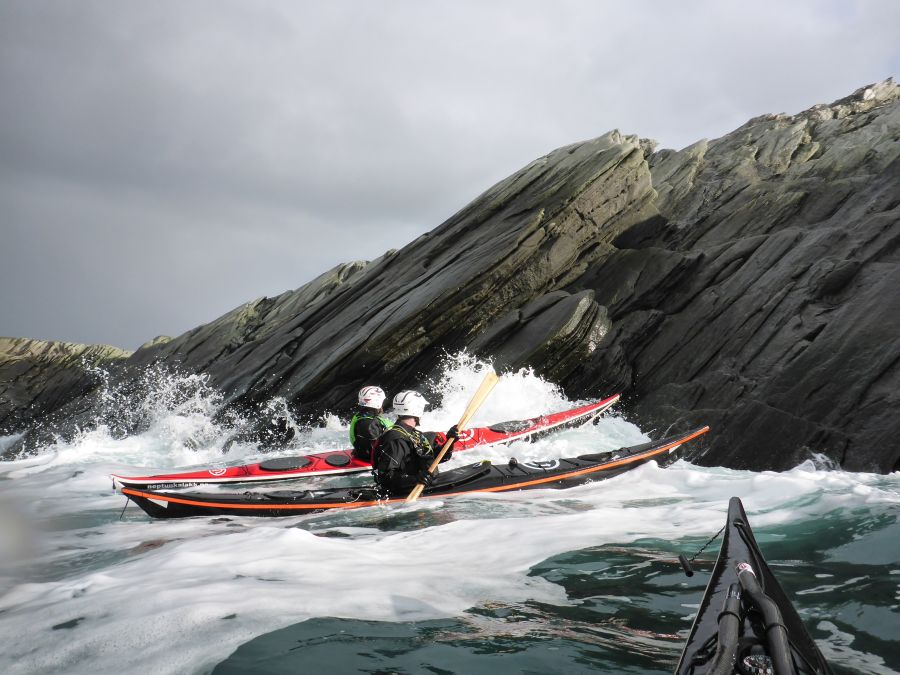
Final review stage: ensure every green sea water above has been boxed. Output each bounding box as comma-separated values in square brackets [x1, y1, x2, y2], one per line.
[0, 363, 897, 674]
[213, 504, 900, 675]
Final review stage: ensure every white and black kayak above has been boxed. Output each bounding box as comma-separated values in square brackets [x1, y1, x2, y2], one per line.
[120, 425, 708, 519]
[676, 497, 833, 674]
[111, 395, 620, 490]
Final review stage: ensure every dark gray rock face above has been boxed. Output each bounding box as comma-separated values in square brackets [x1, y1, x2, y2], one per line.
[109, 131, 656, 433]
[0, 338, 131, 435]
[4, 81, 898, 473]
[565, 80, 900, 472]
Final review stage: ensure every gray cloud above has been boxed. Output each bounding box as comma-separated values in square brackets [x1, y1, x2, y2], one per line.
[1, 0, 898, 349]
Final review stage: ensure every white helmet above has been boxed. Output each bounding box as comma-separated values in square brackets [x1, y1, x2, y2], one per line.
[392, 390, 428, 418]
[358, 385, 386, 409]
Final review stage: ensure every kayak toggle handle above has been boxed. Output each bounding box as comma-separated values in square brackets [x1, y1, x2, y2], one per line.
[677, 524, 725, 577]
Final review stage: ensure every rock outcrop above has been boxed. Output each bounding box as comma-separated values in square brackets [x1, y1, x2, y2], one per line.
[3, 80, 898, 473]
[565, 80, 900, 472]
[0, 337, 131, 435]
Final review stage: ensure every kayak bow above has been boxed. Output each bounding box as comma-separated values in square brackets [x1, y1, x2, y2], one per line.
[676, 497, 833, 674]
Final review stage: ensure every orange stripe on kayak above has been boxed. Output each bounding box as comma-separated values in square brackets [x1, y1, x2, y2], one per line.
[442, 425, 708, 495]
[122, 426, 708, 512]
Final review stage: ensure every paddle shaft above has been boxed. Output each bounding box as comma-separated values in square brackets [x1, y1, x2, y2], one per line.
[405, 369, 500, 502]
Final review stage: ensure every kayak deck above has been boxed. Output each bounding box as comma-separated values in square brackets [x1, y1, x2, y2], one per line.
[122, 425, 708, 519]
[676, 497, 832, 674]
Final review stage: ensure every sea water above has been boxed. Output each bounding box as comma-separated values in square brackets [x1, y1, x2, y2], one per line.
[0, 355, 897, 674]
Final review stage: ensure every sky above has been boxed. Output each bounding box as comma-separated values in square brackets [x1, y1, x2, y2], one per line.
[1, 1, 898, 351]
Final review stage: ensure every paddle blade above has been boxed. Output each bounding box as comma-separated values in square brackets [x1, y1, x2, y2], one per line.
[456, 369, 500, 431]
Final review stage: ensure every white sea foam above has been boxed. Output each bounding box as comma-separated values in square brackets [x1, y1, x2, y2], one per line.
[0, 355, 897, 674]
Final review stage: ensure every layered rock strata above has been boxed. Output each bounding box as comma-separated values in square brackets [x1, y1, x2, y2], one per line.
[0, 337, 131, 435]
[4, 81, 898, 472]
[566, 80, 900, 472]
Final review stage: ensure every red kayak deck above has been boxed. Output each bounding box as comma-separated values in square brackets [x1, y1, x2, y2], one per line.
[111, 394, 620, 490]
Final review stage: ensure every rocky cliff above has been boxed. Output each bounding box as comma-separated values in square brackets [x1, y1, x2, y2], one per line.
[4, 80, 898, 472]
[0, 337, 131, 435]
[567, 80, 900, 472]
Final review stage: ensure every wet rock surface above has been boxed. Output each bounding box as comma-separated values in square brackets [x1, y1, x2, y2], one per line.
[0, 337, 131, 436]
[4, 81, 898, 472]
[603, 80, 900, 472]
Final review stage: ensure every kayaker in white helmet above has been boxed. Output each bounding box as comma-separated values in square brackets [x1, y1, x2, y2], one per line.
[371, 390, 458, 496]
[349, 386, 393, 461]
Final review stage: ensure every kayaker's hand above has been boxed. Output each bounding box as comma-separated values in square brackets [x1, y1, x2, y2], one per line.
[417, 470, 434, 486]
[446, 425, 459, 440]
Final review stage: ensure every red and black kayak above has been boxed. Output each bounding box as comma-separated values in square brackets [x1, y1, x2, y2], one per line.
[111, 395, 620, 490]
[121, 426, 708, 519]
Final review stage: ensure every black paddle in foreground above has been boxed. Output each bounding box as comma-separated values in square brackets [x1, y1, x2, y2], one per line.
[676, 497, 833, 675]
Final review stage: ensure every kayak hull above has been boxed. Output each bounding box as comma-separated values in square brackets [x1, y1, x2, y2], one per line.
[122, 426, 708, 519]
[111, 395, 620, 490]
[676, 497, 832, 674]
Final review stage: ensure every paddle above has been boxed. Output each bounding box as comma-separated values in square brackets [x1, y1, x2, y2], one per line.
[405, 368, 500, 502]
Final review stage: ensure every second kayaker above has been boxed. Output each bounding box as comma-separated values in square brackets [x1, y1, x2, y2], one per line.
[349, 386, 393, 461]
[372, 390, 458, 496]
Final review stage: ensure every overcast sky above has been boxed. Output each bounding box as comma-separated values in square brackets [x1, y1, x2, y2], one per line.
[2, 1, 898, 350]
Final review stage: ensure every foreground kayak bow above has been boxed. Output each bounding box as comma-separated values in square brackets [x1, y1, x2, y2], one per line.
[676, 497, 832, 674]
[121, 426, 708, 519]
[111, 395, 619, 490]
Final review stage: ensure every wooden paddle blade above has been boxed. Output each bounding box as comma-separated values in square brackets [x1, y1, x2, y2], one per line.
[405, 368, 499, 503]
[456, 369, 500, 431]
